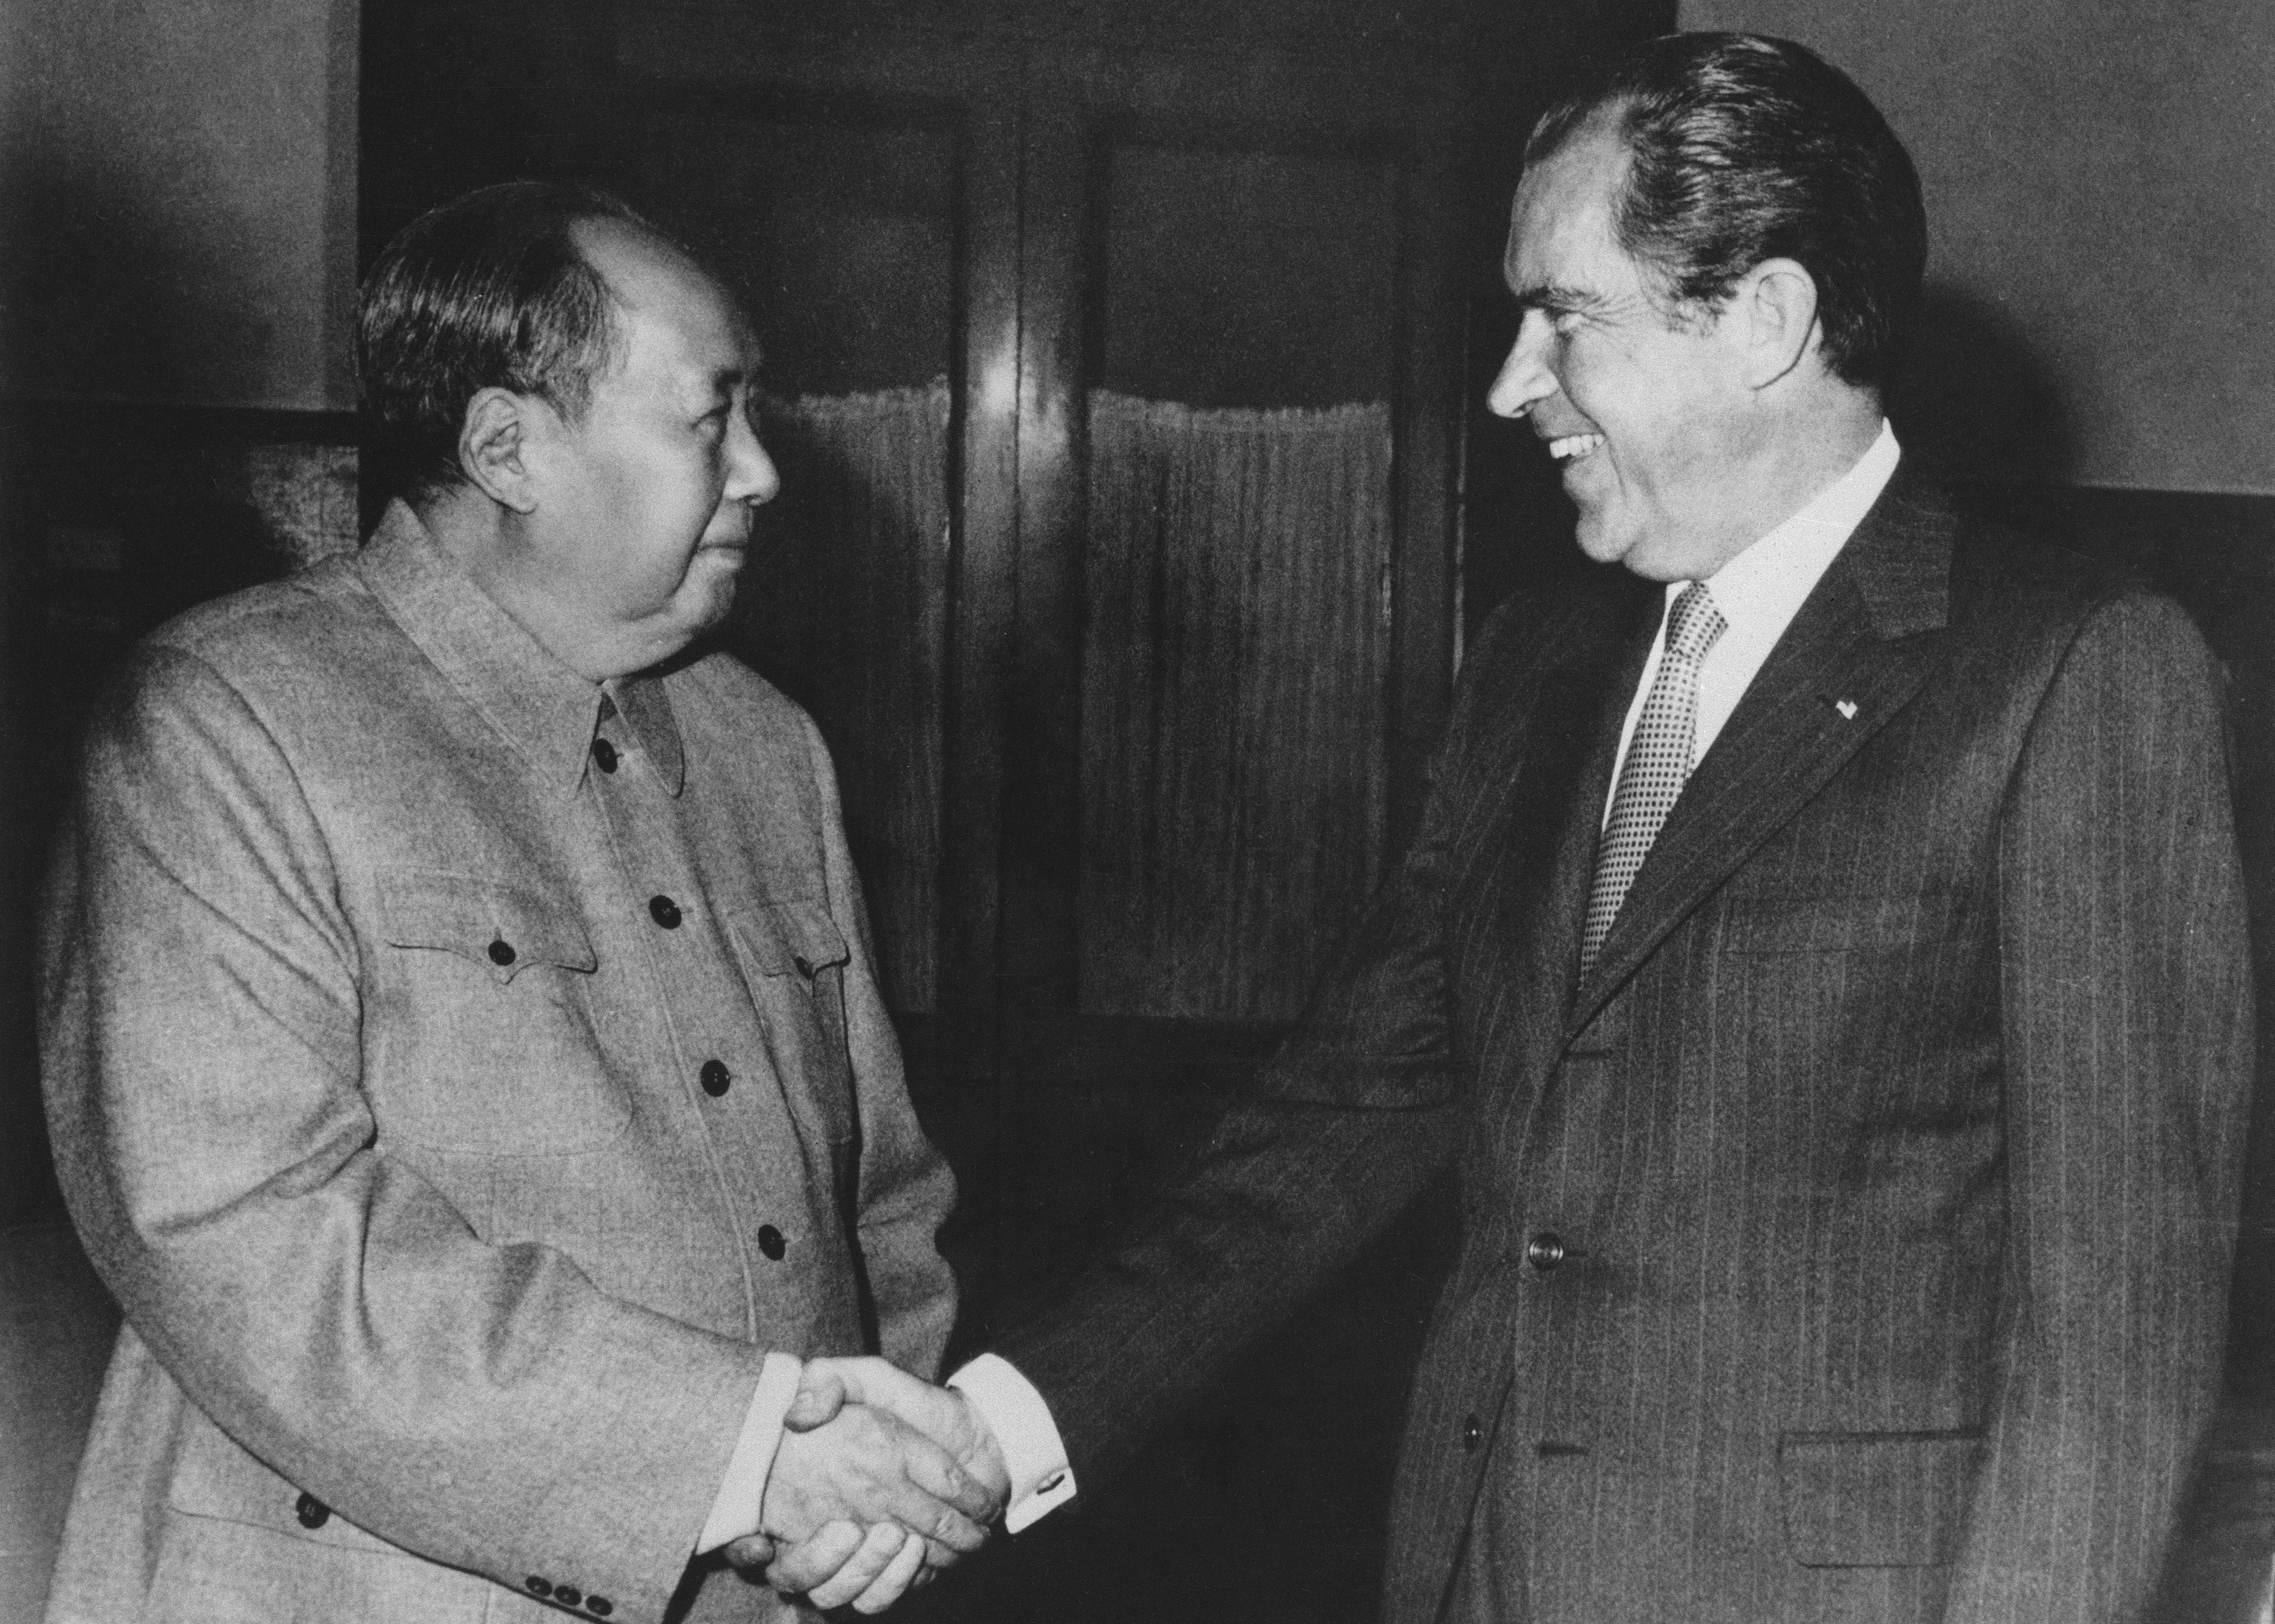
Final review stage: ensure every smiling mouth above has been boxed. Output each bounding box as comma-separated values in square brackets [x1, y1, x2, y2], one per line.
[1548, 433, 1605, 464]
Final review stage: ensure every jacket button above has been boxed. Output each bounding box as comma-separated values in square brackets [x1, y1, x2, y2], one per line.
[487, 939, 516, 967]
[555, 1585, 582, 1607]
[792, 954, 814, 978]
[1525, 1232, 1566, 1272]
[294, 1492, 330, 1528]
[649, 895, 682, 929]
[588, 1599, 613, 1617]
[526, 1576, 553, 1598]
[590, 737, 617, 773]
[758, 1224, 787, 1262]
[1461, 1414, 1483, 1452]
[700, 1060, 731, 1097]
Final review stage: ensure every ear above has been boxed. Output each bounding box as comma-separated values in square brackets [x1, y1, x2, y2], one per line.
[1731, 257, 1822, 390]
[457, 387, 541, 513]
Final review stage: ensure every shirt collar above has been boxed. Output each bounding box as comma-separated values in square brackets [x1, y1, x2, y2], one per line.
[356, 501, 687, 799]
[1684, 419, 1903, 634]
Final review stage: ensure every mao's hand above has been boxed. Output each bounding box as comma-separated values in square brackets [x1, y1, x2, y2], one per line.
[787, 1357, 1010, 1506]
[752, 1392, 994, 1603]
[744, 1358, 1010, 1611]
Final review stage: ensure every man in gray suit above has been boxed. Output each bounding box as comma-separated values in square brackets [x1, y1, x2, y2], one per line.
[770, 32, 2256, 1623]
[41, 182, 1003, 1624]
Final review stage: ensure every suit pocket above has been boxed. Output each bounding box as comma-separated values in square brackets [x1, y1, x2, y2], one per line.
[369, 869, 628, 1156]
[729, 898, 855, 1143]
[1778, 1428, 1982, 1566]
[1722, 889, 1974, 955]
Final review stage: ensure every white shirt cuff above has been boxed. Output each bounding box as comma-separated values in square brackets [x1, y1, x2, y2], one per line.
[696, 1350, 804, 1553]
[948, 1353, 1076, 1532]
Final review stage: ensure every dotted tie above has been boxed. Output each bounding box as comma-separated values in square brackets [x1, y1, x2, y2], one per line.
[1580, 582, 1727, 974]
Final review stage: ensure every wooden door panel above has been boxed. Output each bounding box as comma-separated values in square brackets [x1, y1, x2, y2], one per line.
[1000, 55, 1465, 1074]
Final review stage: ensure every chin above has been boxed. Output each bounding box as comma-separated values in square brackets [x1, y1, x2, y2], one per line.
[1572, 510, 1637, 571]
[694, 584, 738, 632]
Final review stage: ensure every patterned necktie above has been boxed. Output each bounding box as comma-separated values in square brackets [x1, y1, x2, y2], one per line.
[1580, 582, 1727, 974]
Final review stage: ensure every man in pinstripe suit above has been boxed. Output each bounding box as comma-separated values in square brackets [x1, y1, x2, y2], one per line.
[760, 32, 2256, 1622]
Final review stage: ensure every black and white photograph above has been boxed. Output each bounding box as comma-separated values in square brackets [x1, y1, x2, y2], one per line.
[2, 2, 2272, 1620]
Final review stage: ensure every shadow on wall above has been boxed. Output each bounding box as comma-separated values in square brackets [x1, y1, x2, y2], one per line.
[1889, 279, 2080, 485]
[0, 161, 363, 1246]
[2, 155, 293, 406]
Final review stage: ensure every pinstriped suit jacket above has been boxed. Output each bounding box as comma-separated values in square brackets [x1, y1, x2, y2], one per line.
[999, 474, 2255, 1622]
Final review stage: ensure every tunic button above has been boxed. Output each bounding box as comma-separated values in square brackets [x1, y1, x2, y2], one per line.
[487, 939, 516, 967]
[648, 895, 682, 929]
[700, 1060, 731, 1097]
[588, 1600, 613, 1618]
[295, 1492, 331, 1528]
[758, 1224, 787, 1262]
[526, 1576, 554, 1598]
[591, 737, 618, 773]
[555, 1586, 582, 1607]
[1525, 1232, 1566, 1272]
[792, 954, 815, 978]
[1461, 1415, 1483, 1453]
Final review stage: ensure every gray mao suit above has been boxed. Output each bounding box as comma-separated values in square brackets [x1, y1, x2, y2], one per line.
[41, 502, 956, 1624]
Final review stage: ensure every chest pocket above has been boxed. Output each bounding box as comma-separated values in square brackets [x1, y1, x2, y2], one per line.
[369, 870, 628, 1156]
[730, 899, 855, 1143]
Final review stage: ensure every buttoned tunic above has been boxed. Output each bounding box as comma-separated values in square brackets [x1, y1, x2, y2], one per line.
[42, 502, 956, 1624]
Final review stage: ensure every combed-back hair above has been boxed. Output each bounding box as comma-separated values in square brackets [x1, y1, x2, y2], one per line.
[356, 180, 657, 504]
[1526, 33, 1927, 390]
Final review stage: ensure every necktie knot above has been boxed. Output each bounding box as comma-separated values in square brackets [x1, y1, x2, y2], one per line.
[1666, 582, 1725, 664]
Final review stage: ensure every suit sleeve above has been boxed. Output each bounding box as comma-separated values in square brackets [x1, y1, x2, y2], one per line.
[987, 613, 1520, 1490]
[798, 710, 960, 1381]
[42, 647, 771, 1623]
[1947, 592, 2255, 1621]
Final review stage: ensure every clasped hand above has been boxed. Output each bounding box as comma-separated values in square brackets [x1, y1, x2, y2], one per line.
[729, 1357, 1009, 1613]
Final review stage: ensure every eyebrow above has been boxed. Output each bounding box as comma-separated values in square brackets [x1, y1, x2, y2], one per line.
[1507, 282, 1612, 317]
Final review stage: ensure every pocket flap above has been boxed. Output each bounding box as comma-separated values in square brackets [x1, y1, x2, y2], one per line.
[730, 898, 851, 980]
[1722, 889, 1972, 955]
[1779, 1428, 1982, 1567]
[377, 870, 597, 983]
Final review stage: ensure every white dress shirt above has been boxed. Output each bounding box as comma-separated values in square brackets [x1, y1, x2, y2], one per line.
[948, 422, 1904, 1538]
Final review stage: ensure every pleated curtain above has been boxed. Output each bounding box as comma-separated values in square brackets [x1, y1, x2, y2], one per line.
[1079, 390, 1393, 1024]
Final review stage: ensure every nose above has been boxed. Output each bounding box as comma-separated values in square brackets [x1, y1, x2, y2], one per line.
[724, 408, 780, 507]
[1486, 311, 1558, 421]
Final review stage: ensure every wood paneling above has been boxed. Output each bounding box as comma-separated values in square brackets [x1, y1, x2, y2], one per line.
[1098, 146, 1398, 408]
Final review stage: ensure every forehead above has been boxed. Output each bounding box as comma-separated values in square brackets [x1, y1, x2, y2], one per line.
[576, 218, 758, 385]
[1502, 122, 1635, 294]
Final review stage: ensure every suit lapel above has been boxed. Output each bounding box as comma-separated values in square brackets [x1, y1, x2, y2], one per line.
[1467, 582, 1658, 1086]
[1566, 475, 1960, 1034]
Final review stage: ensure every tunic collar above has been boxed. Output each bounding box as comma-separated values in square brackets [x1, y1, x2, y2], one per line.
[355, 500, 688, 799]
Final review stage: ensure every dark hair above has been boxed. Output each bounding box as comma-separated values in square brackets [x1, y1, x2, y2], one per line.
[356, 180, 657, 504]
[1527, 33, 1927, 390]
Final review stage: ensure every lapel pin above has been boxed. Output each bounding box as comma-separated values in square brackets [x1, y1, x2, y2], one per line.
[1834, 698, 1859, 720]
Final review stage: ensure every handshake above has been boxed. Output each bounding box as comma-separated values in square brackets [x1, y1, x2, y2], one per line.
[733, 1357, 1012, 1613]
